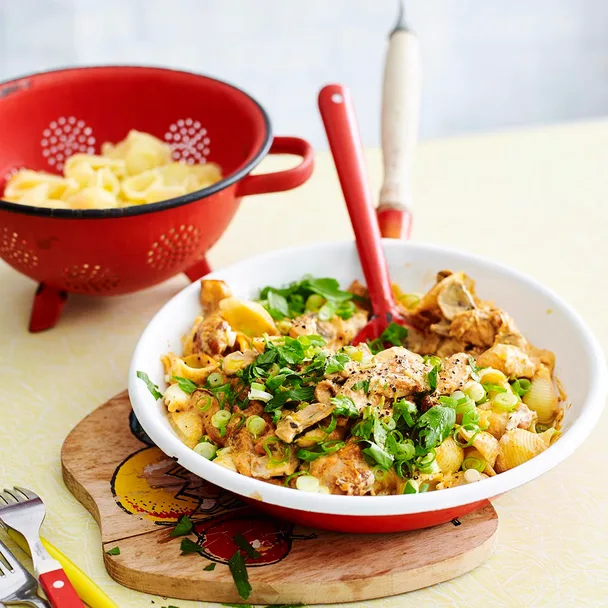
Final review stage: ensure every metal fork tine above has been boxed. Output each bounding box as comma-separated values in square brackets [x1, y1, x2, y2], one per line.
[0, 543, 20, 573]
[0, 490, 19, 504]
[13, 487, 36, 501]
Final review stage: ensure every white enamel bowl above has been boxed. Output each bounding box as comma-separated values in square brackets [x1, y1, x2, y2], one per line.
[129, 241, 607, 533]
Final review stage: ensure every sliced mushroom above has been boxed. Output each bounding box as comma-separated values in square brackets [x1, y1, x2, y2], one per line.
[437, 277, 477, 321]
[276, 402, 334, 443]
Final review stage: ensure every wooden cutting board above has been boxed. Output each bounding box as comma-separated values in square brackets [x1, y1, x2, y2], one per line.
[61, 391, 499, 605]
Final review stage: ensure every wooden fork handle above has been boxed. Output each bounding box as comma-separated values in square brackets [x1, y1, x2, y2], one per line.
[39, 568, 84, 607]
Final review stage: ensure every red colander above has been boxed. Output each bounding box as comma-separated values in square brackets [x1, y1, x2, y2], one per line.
[0, 66, 313, 332]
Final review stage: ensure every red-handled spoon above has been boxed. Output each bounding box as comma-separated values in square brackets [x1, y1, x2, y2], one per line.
[318, 83, 419, 345]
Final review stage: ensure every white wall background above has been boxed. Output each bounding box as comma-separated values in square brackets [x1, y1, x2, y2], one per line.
[1, 0, 607, 148]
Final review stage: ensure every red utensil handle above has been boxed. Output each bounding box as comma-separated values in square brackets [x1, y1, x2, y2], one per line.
[318, 83, 395, 317]
[39, 569, 84, 607]
[236, 136, 314, 197]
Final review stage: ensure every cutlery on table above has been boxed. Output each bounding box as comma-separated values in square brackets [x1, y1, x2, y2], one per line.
[0, 536, 50, 607]
[318, 83, 421, 344]
[0, 488, 84, 607]
[377, 0, 421, 240]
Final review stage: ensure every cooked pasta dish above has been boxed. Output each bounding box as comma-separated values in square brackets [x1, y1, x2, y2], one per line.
[138, 271, 565, 496]
[2, 130, 222, 210]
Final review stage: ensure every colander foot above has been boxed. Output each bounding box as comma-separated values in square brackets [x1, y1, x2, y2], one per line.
[29, 283, 68, 333]
[184, 257, 212, 282]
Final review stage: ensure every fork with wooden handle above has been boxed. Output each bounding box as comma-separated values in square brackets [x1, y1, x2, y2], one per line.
[0, 488, 84, 607]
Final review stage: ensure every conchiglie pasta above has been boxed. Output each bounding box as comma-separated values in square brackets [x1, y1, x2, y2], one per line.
[169, 410, 203, 448]
[495, 429, 548, 473]
[2, 129, 222, 210]
[458, 427, 500, 467]
[161, 351, 218, 385]
[219, 298, 278, 337]
[523, 364, 559, 424]
[434, 436, 464, 474]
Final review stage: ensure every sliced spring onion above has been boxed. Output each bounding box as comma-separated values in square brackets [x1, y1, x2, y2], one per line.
[463, 381, 486, 403]
[511, 378, 532, 397]
[231, 412, 246, 430]
[296, 475, 320, 492]
[207, 372, 224, 388]
[284, 471, 307, 487]
[419, 482, 430, 493]
[381, 416, 397, 431]
[373, 466, 388, 481]
[400, 293, 421, 309]
[404, 479, 419, 494]
[305, 294, 325, 312]
[491, 391, 519, 412]
[464, 468, 482, 483]
[451, 390, 466, 401]
[263, 436, 290, 465]
[211, 410, 231, 429]
[453, 424, 481, 447]
[319, 414, 337, 435]
[462, 456, 486, 473]
[251, 382, 265, 392]
[343, 345, 363, 362]
[248, 388, 273, 402]
[246, 415, 266, 438]
[195, 394, 213, 412]
[455, 396, 476, 415]
[194, 441, 217, 460]
[416, 451, 439, 474]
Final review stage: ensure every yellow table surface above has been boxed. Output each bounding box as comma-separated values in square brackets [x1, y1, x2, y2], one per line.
[1, 120, 607, 607]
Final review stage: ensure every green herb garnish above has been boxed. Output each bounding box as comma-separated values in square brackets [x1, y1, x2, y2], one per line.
[330, 395, 358, 417]
[228, 550, 252, 600]
[170, 515, 194, 537]
[173, 376, 198, 395]
[136, 371, 162, 400]
[297, 440, 345, 461]
[367, 321, 409, 354]
[511, 378, 532, 397]
[233, 533, 261, 559]
[106, 546, 120, 556]
[416, 406, 456, 450]
[203, 563, 216, 571]
[180, 537, 204, 555]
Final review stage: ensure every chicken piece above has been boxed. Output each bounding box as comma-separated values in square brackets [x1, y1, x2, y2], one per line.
[200, 279, 232, 315]
[477, 343, 537, 378]
[186, 311, 236, 356]
[449, 309, 497, 349]
[371, 469, 405, 496]
[249, 451, 299, 479]
[309, 442, 374, 495]
[435, 353, 471, 395]
[506, 402, 537, 432]
[198, 392, 227, 447]
[289, 308, 369, 351]
[276, 402, 334, 443]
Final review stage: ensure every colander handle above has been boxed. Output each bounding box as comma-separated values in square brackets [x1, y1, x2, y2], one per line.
[236, 136, 314, 197]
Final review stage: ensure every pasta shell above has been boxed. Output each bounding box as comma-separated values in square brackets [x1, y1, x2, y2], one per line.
[161, 351, 218, 385]
[435, 436, 464, 474]
[163, 383, 190, 412]
[523, 364, 559, 424]
[495, 429, 548, 472]
[458, 428, 500, 467]
[67, 187, 117, 209]
[169, 411, 203, 448]
[219, 297, 278, 337]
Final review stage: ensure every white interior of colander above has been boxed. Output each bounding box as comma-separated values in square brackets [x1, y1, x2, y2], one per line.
[129, 240, 607, 516]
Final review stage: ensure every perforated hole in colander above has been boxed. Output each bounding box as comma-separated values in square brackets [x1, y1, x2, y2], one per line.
[146, 225, 201, 271]
[0, 228, 39, 269]
[41, 117, 96, 171]
[63, 263, 120, 294]
[3, 166, 26, 183]
[164, 118, 211, 164]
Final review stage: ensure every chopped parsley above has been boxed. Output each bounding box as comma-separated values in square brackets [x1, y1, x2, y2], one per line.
[330, 395, 359, 417]
[136, 371, 162, 400]
[259, 276, 355, 321]
[352, 379, 370, 393]
[173, 376, 198, 395]
[416, 406, 456, 450]
[204, 562, 216, 571]
[180, 537, 204, 555]
[228, 550, 252, 600]
[423, 355, 442, 391]
[367, 321, 409, 355]
[233, 533, 261, 559]
[170, 515, 193, 537]
[105, 546, 120, 556]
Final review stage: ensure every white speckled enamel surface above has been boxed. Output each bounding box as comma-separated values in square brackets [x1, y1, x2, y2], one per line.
[1, 121, 607, 606]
